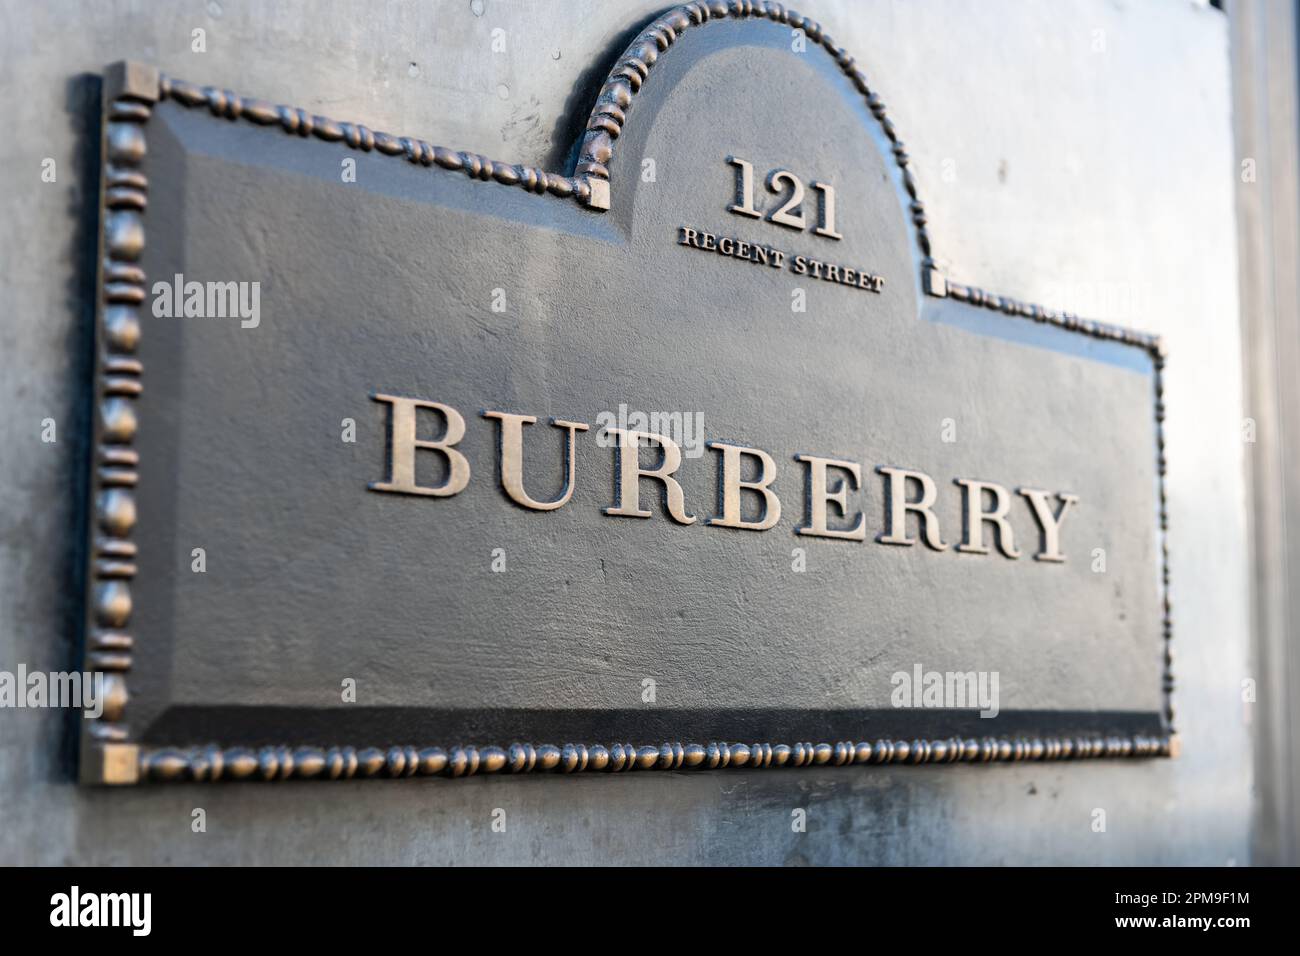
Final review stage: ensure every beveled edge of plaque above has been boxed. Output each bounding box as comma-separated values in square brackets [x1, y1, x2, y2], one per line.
[81, 2, 1175, 784]
[154, 75, 611, 210]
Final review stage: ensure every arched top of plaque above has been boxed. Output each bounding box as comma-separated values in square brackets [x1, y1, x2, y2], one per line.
[579, 1, 927, 304]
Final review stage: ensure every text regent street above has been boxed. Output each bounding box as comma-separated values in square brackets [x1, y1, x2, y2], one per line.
[368, 393, 1079, 561]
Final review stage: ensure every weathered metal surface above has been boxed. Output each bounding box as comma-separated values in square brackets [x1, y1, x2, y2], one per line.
[83, 6, 1171, 783]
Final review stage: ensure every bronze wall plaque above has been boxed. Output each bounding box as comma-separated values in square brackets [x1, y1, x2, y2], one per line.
[83, 3, 1173, 785]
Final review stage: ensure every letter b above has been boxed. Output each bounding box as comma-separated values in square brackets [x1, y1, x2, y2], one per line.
[707, 441, 781, 531]
[369, 393, 471, 497]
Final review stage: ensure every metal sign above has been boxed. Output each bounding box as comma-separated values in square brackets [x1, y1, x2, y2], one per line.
[82, 5, 1173, 785]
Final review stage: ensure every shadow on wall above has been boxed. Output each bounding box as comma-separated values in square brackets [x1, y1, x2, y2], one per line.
[54, 72, 102, 783]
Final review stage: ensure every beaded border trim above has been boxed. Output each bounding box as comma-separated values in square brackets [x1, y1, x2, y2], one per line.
[141, 735, 1177, 783]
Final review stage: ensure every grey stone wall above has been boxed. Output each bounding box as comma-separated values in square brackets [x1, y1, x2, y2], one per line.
[0, 0, 1249, 864]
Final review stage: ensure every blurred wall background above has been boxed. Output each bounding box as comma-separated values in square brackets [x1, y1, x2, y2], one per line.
[1231, 0, 1300, 867]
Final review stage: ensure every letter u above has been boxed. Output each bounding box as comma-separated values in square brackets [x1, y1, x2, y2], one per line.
[482, 411, 589, 510]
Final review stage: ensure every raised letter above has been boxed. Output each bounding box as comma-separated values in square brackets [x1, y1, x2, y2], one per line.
[726, 156, 761, 219]
[877, 466, 947, 550]
[1018, 488, 1079, 562]
[369, 393, 470, 497]
[707, 442, 781, 531]
[604, 428, 696, 525]
[795, 454, 866, 541]
[483, 411, 589, 511]
[954, 479, 1021, 558]
[811, 180, 843, 240]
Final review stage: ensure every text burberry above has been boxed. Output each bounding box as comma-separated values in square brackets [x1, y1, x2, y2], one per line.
[368, 394, 1078, 560]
